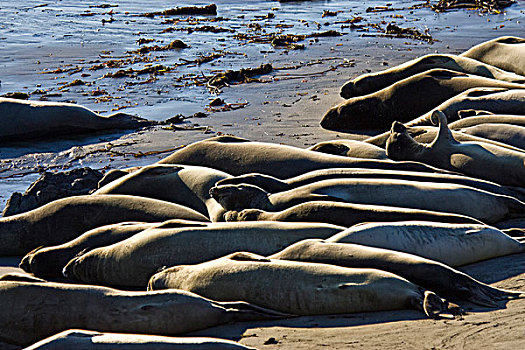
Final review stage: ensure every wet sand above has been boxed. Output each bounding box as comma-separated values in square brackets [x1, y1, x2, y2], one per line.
[1, 1, 525, 348]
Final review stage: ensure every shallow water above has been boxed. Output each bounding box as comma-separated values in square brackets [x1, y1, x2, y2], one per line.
[0, 0, 524, 210]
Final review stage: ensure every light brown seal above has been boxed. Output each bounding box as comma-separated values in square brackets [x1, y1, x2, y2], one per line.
[269, 239, 521, 307]
[157, 135, 448, 178]
[63, 221, 344, 287]
[94, 164, 231, 221]
[0, 195, 208, 256]
[0, 280, 287, 347]
[452, 123, 525, 150]
[148, 252, 461, 318]
[307, 139, 388, 159]
[0, 97, 153, 142]
[224, 201, 481, 226]
[210, 177, 525, 223]
[449, 114, 525, 129]
[327, 221, 525, 266]
[321, 69, 525, 131]
[460, 36, 525, 76]
[20, 221, 197, 278]
[386, 110, 525, 186]
[24, 329, 255, 350]
[340, 53, 525, 98]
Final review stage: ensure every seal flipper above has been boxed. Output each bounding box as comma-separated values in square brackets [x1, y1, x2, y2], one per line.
[430, 110, 458, 146]
[423, 291, 463, 319]
[217, 300, 294, 320]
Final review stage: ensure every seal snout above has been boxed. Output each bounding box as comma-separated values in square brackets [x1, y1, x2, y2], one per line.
[391, 121, 406, 134]
[62, 257, 78, 279]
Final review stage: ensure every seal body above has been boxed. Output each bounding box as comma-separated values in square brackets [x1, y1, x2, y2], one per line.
[0, 98, 152, 142]
[148, 252, 456, 317]
[0, 195, 208, 256]
[340, 53, 525, 98]
[0, 281, 286, 347]
[24, 329, 254, 350]
[63, 221, 344, 287]
[307, 140, 387, 159]
[269, 239, 521, 307]
[95, 164, 231, 221]
[321, 69, 525, 131]
[223, 201, 481, 226]
[327, 221, 524, 266]
[157, 135, 446, 178]
[460, 36, 525, 76]
[210, 178, 525, 223]
[454, 123, 525, 150]
[386, 110, 525, 187]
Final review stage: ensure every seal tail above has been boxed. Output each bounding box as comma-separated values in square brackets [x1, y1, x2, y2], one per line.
[422, 291, 463, 319]
[217, 301, 294, 321]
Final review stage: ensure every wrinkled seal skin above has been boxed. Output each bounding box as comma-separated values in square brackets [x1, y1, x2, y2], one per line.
[210, 177, 525, 224]
[461, 36, 525, 76]
[216, 167, 524, 201]
[407, 88, 525, 127]
[386, 110, 525, 187]
[0, 195, 208, 256]
[224, 201, 482, 226]
[453, 123, 525, 150]
[20, 222, 160, 278]
[24, 329, 255, 350]
[269, 239, 521, 307]
[307, 139, 388, 159]
[340, 53, 525, 98]
[95, 164, 231, 221]
[327, 221, 525, 267]
[0, 98, 153, 142]
[148, 252, 460, 318]
[63, 221, 344, 287]
[157, 135, 448, 178]
[321, 69, 525, 131]
[0, 281, 287, 347]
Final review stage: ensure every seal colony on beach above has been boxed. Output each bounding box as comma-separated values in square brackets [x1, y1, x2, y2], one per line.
[2, 36, 525, 349]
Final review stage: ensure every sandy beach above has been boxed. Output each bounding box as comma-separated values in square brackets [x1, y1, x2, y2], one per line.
[2, 0, 525, 348]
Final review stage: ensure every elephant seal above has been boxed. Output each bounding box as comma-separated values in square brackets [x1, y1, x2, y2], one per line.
[307, 139, 387, 159]
[148, 252, 460, 318]
[452, 123, 525, 150]
[224, 201, 481, 226]
[460, 36, 525, 76]
[0, 280, 287, 347]
[216, 167, 525, 201]
[0, 98, 153, 142]
[327, 221, 525, 266]
[0, 195, 208, 256]
[449, 114, 525, 129]
[269, 239, 521, 307]
[386, 110, 525, 187]
[25, 330, 254, 350]
[95, 164, 231, 221]
[63, 221, 344, 287]
[340, 53, 525, 98]
[210, 178, 525, 223]
[321, 69, 525, 131]
[20, 221, 185, 278]
[157, 135, 448, 178]
[407, 88, 525, 127]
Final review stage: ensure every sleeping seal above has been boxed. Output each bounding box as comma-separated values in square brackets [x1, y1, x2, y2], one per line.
[269, 239, 521, 307]
[0, 195, 208, 256]
[449, 114, 525, 129]
[307, 139, 387, 159]
[0, 280, 286, 347]
[321, 69, 525, 131]
[148, 252, 460, 318]
[223, 201, 481, 226]
[63, 221, 344, 287]
[327, 221, 525, 266]
[24, 330, 254, 350]
[386, 110, 525, 186]
[157, 135, 448, 178]
[460, 36, 525, 76]
[452, 123, 525, 150]
[210, 178, 525, 223]
[0, 98, 153, 142]
[20, 220, 203, 278]
[340, 53, 525, 98]
[94, 164, 231, 221]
